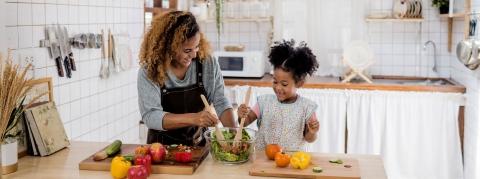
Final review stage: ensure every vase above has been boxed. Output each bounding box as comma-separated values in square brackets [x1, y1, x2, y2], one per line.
[439, 6, 449, 14]
[1, 139, 18, 175]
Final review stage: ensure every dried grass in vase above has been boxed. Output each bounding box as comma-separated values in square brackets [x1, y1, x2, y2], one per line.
[0, 51, 33, 143]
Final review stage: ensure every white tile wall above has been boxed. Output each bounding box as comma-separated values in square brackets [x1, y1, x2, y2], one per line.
[199, 20, 273, 52]
[2, 0, 144, 144]
[367, 0, 464, 78]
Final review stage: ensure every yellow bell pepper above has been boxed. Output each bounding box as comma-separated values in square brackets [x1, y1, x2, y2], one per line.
[290, 152, 311, 170]
[110, 156, 131, 179]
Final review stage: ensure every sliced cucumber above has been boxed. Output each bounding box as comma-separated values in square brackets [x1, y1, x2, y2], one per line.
[312, 166, 323, 173]
[329, 159, 343, 164]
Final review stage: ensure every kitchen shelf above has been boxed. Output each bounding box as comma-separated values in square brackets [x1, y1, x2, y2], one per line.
[144, 7, 175, 14]
[199, 17, 272, 23]
[438, 0, 471, 52]
[365, 18, 424, 22]
[439, 13, 466, 18]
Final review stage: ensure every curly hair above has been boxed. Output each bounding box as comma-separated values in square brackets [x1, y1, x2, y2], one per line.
[268, 39, 318, 82]
[139, 11, 211, 86]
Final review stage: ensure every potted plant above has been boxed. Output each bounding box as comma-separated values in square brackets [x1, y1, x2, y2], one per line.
[432, 0, 449, 14]
[0, 51, 33, 174]
[205, 0, 224, 47]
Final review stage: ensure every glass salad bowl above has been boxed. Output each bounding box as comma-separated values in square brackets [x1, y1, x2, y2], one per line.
[203, 127, 256, 165]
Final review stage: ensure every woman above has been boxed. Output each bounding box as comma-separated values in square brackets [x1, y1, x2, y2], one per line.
[137, 11, 235, 146]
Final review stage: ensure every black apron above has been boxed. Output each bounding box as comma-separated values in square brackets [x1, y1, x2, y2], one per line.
[147, 60, 207, 146]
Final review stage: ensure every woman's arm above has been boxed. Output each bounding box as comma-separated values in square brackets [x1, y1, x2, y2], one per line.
[163, 111, 217, 130]
[219, 108, 236, 127]
[205, 56, 236, 127]
[138, 69, 217, 130]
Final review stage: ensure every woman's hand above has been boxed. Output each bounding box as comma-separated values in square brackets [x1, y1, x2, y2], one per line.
[195, 110, 218, 127]
[307, 118, 319, 133]
[237, 104, 250, 119]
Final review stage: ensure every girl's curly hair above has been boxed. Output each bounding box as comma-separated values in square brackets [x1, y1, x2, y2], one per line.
[268, 39, 318, 82]
[139, 11, 211, 86]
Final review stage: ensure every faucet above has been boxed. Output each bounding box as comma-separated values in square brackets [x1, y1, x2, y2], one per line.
[423, 40, 438, 73]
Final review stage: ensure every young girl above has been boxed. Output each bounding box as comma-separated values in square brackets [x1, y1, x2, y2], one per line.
[237, 39, 319, 151]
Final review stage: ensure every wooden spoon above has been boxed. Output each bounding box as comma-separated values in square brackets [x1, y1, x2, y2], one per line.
[232, 87, 252, 149]
[200, 95, 228, 149]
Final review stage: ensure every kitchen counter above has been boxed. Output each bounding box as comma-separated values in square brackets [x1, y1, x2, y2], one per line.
[4, 141, 387, 179]
[224, 74, 466, 93]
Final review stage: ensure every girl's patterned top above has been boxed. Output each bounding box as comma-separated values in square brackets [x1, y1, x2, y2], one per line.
[254, 94, 317, 151]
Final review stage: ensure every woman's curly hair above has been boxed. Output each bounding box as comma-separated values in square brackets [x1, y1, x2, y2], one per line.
[139, 11, 211, 86]
[269, 39, 318, 82]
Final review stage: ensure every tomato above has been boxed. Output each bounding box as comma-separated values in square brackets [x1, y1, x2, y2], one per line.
[134, 145, 150, 156]
[274, 152, 290, 168]
[265, 144, 282, 160]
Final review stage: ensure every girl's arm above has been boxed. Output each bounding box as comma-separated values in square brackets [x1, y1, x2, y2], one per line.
[237, 104, 259, 127]
[304, 113, 319, 142]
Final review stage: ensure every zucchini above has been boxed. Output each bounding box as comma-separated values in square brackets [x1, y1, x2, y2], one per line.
[105, 140, 122, 156]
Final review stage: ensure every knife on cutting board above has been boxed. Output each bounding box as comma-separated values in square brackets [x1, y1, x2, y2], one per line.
[62, 26, 76, 71]
[56, 25, 72, 78]
[46, 27, 65, 77]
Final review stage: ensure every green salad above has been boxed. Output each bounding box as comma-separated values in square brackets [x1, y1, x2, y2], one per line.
[210, 129, 252, 162]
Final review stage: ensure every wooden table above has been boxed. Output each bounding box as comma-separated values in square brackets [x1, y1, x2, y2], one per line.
[4, 141, 387, 179]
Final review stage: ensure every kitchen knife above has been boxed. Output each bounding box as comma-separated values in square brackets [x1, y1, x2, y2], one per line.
[47, 27, 65, 77]
[56, 26, 72, 78]
[63, 27, 76, 71]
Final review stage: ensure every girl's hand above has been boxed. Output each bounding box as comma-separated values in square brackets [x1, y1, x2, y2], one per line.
[195, 110, 218, 127]
[237, 104, 250, 119]
[307, 118, 319, 133]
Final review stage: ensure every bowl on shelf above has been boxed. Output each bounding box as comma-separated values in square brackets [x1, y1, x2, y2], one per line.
[203, 127, 256, 165]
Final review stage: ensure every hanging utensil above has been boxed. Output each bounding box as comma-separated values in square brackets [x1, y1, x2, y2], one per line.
[56, 25, 72, 78]
[46, 26, 65, 77]
[99, 29, 109, 79]
[62, 27, 76, 71]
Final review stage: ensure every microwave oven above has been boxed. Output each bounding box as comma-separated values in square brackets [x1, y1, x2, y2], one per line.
[214, 51, 266, 78]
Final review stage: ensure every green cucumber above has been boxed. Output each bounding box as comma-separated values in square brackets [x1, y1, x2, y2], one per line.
[329, 159, 343, 164]
[312, 166, 323, 173]
[105, 140, 122, 156]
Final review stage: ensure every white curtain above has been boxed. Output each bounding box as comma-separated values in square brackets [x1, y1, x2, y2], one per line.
[232, 86, 347, 153]
[346, 90, 464, 179]
[273, 0, 367, 76]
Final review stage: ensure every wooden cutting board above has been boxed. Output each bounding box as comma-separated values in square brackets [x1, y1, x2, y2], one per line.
[79, 144, 209, 175]
[249, 152, 361, 179]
